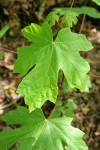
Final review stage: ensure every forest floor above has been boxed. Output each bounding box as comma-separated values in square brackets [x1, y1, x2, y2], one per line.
[0, 0, 100, 150]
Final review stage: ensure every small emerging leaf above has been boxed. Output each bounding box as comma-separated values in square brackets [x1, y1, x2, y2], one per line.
[45, 12, 59, 27]
[92, 0, 100, 5]
[0, 106, 88, 150]
[62, 11, 78, 27]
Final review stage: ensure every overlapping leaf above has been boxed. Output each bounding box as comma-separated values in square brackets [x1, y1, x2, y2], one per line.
[0, 106, 88, 150]
[14, 23, 93, 111]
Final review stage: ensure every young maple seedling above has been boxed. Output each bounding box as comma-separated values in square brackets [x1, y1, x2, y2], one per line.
[0, 6, 94, 150]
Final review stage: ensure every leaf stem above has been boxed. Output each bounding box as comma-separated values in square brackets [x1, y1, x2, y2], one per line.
[47, 74, 64, 119]
[79, 0, 89, 33]
[70, 0, 75, 9]
[79, 14, 86, 33]
[47, 99, 58, 119]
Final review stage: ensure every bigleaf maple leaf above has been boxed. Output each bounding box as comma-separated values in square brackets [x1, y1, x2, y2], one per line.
[14, 23, 93, 111]
[0, 106, 88, 150]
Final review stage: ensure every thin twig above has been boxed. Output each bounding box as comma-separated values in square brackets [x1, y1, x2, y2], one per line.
[0, 103, 14, 110]
[70, 0, 75, 9]
[0, 47, 16, 54]
[47, 100, 58, 119]
[89, 61, 100, 65]
[79, 0, 89, 33]
[79, 14, 86, 33]
[85, 111, 100, 118]
[89, 73, 100, 78]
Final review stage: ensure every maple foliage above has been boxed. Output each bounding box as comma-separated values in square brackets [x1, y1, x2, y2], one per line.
[0, 7, 95, 149]
[0, 106, 88, 150]
[14, 23, 93, 111]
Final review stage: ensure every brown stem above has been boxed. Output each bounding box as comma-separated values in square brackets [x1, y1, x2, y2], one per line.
[70, 0, 75, 9]
[47, 74, 64, 119]
[79, 0, 89, 33]
[0, 47, 16, 54]
[79, 14, 86, 33]
[47, 100, 58, 119]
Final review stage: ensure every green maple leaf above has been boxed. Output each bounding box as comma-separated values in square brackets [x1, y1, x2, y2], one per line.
[14, 23, 93, 111]
[62, 11, 78, 27]
[92, 0, 100, 5]
[45, 12, 59, 27]
[0, 106, 88, 150]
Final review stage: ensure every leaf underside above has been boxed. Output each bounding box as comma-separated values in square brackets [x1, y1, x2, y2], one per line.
[0, 106, 88, 150]
[14, 23, 93, 111]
